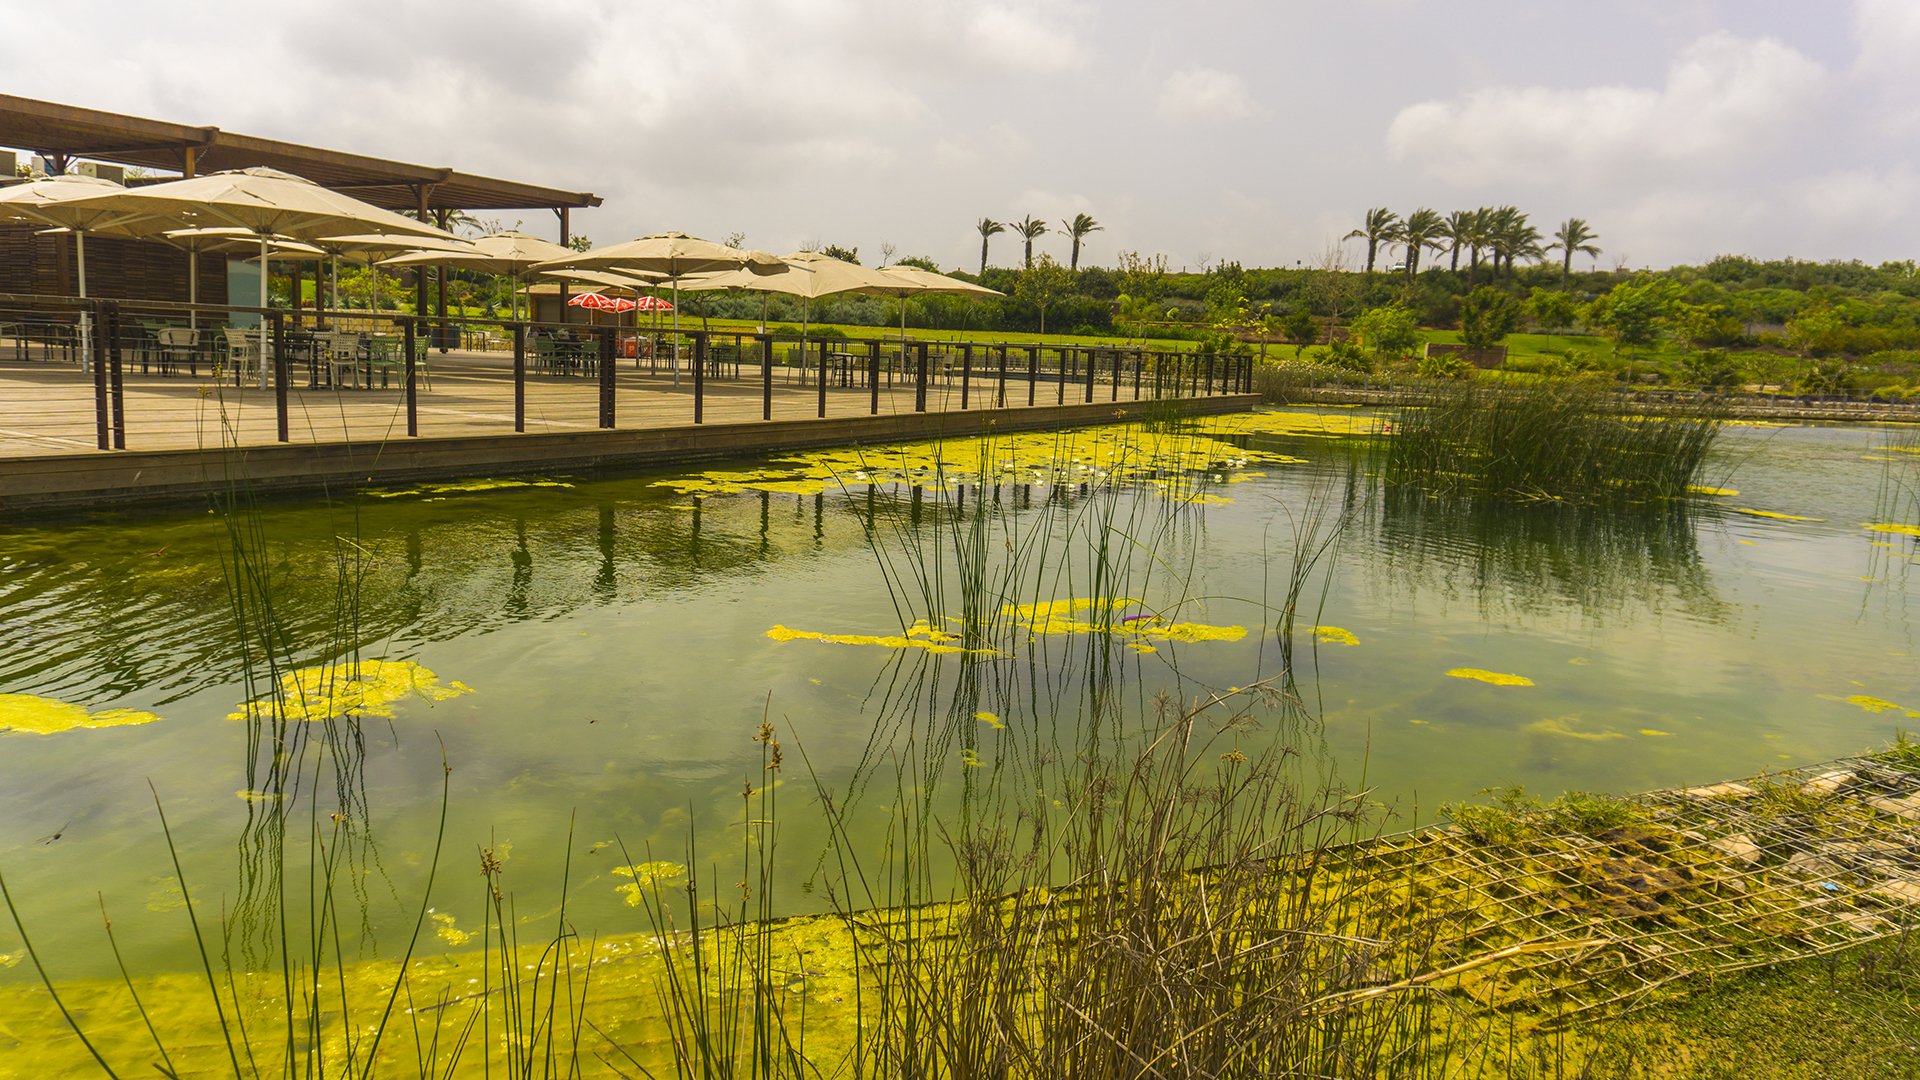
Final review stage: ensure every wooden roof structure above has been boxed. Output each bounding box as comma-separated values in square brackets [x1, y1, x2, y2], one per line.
[0, 94, 600, 215]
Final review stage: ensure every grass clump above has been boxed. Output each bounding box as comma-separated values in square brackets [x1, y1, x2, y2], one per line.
[1442, 785, 1652, 845]
[1383, 379, 1722, 505]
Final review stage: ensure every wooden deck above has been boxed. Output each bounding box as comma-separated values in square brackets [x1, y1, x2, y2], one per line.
[0, 346, 1260, 512]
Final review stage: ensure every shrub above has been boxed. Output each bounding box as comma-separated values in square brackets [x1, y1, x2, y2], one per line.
[1416, 353, 1475, 380]
[1324, 339, 1374, 373]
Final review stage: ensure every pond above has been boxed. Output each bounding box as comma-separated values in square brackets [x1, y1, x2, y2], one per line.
[1, 408, 1916, 983]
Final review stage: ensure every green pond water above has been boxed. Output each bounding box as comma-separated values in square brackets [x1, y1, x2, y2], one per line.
[1, 408, 1916, 982]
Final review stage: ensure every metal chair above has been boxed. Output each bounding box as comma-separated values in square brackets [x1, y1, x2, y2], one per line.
[154, 327, 199, 377]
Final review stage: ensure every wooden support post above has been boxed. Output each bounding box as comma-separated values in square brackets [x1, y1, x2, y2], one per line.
[403, 317, 418, 436]
[1112, 348, 1122, 401]
[915, 342, 929, 412]
[868, 340, 881, 414]
[1205, 355, 1216, 396]
[1055, 346, 1066, 405]
[760, 333, 773, 421]
[1027, 345, 1038, 406]
[90, 303, 108, 450]
[599, 326, 615, 428]
[513, 322, 526, 432]
[996, 344, 1008, 408]
[106, 302, 125, 450]
[273, 311, 290, 442]
[1084, 347, 1096, 403]
[960, 343, 972, 409]
[1133, 350, 1143, 399]
[693, 330, 706, 424]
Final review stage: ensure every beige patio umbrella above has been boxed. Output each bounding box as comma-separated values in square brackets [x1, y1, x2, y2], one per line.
[865, 265, 1005, 351]
[383, 230, 575, 321]
[679, 250, 884, 341]
[0, 174, 140, 367]
[56, 168, 461, 384]
[535, 232, 783, 382]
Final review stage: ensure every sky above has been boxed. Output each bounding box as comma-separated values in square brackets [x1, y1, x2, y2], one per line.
[3, 0, 1915, 273]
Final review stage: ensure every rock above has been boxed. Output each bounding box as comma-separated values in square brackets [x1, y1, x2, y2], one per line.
[1681, 782, 1755, 800]
[1873, 880, 1920, 905]
[1866, 795, 1920, 820]
[1708, 834, 1763, 865]
[1801, 770, 1855, 797]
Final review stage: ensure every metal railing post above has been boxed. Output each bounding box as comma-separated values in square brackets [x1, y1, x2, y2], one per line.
[599, 326, 615, 428]
[403, 316, 418, 437]
[914, 342, 928, 412]
[273, 310, 290, 442]
[868, 340, 881, 414]
[960, 343, 972, 410]
[106, 302, 125, 449]
[760, 333, 773, 421]
[513, 323, 526, 432]
[693, 330, 706, 424]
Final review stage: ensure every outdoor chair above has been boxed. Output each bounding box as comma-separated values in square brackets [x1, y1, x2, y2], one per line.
[218, 327, 266, 385]
[154, 327, 199, 377]
[322, 331, 364, 388]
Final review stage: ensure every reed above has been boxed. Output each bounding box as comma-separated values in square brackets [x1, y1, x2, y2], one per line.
[1382, 378, 1723, 505]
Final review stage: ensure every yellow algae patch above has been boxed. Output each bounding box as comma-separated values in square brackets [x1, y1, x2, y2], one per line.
[1862, 522, 1920, 538]
[650, 422, 1293, 502]
[1528, 717, 1625, 741]
[0, 694, 161, 736]
[1845, 695, 1913, 715]
[228, 660, 473, 724]
[430, 912, 474, 947]
[1310, 625, 1360, 646]
[1214, 409, 1384, 439]
[1127, 643, 1158, 653]
[975, 711, 1006, 729]
[1732, 508, 1824, 522]
[961, 748, 984, 768]
[1688, 485, 1739, 497]
[614, 862, 686, 907]
[1005, 597, 1245, 644]
[235, 789, 284, 803]
[766, 625, 989, 656]
[1641, 729, 1672, 737]
[1447, 668, 1535, 687]
[369, 478, 572, 498]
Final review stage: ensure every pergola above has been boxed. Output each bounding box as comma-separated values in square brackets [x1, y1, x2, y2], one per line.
[0, 94, 601, 319]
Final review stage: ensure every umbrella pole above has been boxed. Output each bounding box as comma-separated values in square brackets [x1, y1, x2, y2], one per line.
[258, 233, 271, 389]
[330, 255, 340, 316]
[671, 280, 681, 387]
[188, 250, 198, 331]
[75, 231, 90, 373]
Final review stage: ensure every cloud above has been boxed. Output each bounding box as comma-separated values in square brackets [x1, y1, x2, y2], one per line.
[1386, 32, 1826, 184]
[1795, 166, 1920, 234]
[1852, 0, 1920, 131]
[1156, 69, 1255, 122]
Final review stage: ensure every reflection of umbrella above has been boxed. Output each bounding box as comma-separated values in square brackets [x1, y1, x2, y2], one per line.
[535, 233, 782, 383]
[384, 231, 574, 321]
[865, 265, 1005, 350]
[60, 168, 461, 384]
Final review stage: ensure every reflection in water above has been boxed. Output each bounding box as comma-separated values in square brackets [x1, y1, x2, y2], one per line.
[1364, 484, 1726, 626]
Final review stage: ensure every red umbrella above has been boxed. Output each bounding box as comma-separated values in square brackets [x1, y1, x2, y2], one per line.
[633, 295, 674, 311]
[567, 292, 639, 313]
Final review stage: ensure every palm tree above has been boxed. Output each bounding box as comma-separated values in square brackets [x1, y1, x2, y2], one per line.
[1399, 208, 1445, 278]
[1438, 209, 1476, 273]
[1344, 207, 1402, 275]
[1485, 206, 1542, 279]
[1546, 218, 1602, 283]
[1061, 212, 1103, 271]
[1014, 214, 1049, 269]
[976, 218, 1005, 276]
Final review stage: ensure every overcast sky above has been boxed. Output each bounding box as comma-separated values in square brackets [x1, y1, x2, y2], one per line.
[5, 0, 1915, 272]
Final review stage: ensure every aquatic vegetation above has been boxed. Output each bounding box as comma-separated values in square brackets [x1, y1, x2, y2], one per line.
[1213, 408, 1385, 439]
[765, 624, 991, 655]
[1733, 507, 1823, 522]
[1862, 522, 1920, 538]
[1844, 695, 1920, 718]
[1529, 717, 1625, 741]
[366, 477, 573, 499]
[1383, 380, 1721, 505]
[1688, 486, 1738, 497]
[649, 421, 1297, 501]
[226, 659, 472, 724]
[1447, 668, 1535, 687]
[975, 710, 1005, 729]
[0, 693, 160, 736]
[429, 910, 474, 946]
[1310, 625, 1360, 646]
[1006, 596, 1247, 643]
[613, 861, 686, 907]
[1641, 729, 1673, 737]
